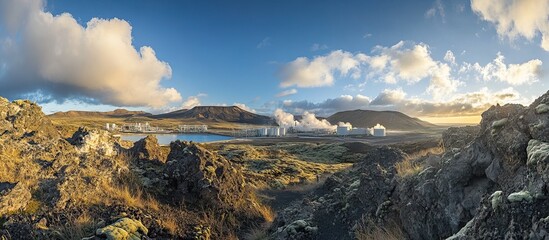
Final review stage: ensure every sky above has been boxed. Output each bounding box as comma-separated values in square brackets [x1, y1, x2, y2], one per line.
[0, 0, 548, 124]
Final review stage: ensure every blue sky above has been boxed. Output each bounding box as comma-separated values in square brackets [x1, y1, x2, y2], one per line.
[1, 0, 548, 123]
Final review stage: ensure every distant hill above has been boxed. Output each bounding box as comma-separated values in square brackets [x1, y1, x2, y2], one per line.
[153, 106, 273, 125]
[50, 109, 153, 118]
[327, 110, 437, 130]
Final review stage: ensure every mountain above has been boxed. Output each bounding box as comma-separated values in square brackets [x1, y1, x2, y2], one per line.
[49, 109, 152, 118]
[153, 106, 273, 125]
[327, 109, 438, 130]
[49, 109, 153, 118]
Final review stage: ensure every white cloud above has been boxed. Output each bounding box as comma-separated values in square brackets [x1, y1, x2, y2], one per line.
[368, 42, 436, 83]
[470, 52, 542, 85]
[257, 37, 271, 48]
[444, 50, 456, 64]
[366, 42, 462, 99]
[471, 0, 549, 50]
[279, 50, 362, 88]
[181, 96, 202, 109]
[0, 0, 181, 107]
[425, 0, 445, 21]
[279, 41, 542, 103]
[234, 103, 257, 113]
[276, 89, 298, 97]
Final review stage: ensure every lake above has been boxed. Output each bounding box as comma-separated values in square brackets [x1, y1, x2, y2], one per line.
[120, 133, 234, 145]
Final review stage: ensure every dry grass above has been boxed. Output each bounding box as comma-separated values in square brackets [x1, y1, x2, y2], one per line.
[23, 198, 41, 215]
[244, 226, 270, 240]
[55, 211, 96, 240]
[100, 182, 160, 211]
[255, 202, 275, 223]
[161, 216, 178, 235]
[355, 218, 405, 240]
[395, 146, 444, 178]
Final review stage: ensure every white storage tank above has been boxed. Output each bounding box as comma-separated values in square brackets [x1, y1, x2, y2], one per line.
[373, 124, 386, 137]
[280, 128, 287, 136]
[349, 128, 367, 135]
[337, 126, 351, 135]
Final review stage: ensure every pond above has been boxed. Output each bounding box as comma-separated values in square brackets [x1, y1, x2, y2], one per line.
[120, 133, 233, 145]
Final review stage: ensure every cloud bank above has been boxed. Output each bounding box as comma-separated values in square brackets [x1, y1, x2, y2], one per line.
[278, 41, 542, 104]
[0, 0, 182, 107]
[281, 87, 526, 117]
[471, 0, 549, 51]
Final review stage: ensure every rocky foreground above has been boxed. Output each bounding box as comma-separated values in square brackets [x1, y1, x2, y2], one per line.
[0, 90, 549, 239]
[0, 97, 272, 239]
[269, 90, 549, 240]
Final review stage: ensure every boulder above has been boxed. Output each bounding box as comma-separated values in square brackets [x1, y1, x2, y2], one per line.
[69, 127, 117, 156]
[130, 135, 165, 162]
[164, 140, 252, 210]
[442, 126, 480, 149]
[95, 218, 148, 240]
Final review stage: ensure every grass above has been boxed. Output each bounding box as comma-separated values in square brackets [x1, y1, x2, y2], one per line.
[243, 226, 270, 240]
[215, 144, 351, 189]
[354, 218, 405, 240]
[23, 198, 42, 215]
[55, 211, 97, 240]
[160, 214, 179, 235]
[395, 146, 445, 178]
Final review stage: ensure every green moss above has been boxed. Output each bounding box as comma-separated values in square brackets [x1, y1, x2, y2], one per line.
[95, 218, 148, 240]
[491, 118, 508, 129]
[535, 103, 549, 114]
[507, 190, 533, 203]
[23, 198, 41, 215]
[526, 139, 549, 166]
[490, 191, 503, 210]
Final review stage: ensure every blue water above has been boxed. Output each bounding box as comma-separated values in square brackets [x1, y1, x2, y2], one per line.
[120, 133, 233, 145]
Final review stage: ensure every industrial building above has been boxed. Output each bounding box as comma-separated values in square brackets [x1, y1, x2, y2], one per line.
[105, 123, 117, 131]
[239, 127, 287, 137]
[121, 122, 162, 133]
[336, 123, 386, 137]
[178, 125, 208, 133]
[336, 124, 370, 136]
[373, 123, 386, 136]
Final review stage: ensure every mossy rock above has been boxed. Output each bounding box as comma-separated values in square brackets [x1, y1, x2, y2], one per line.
[95, 218, 148, 240]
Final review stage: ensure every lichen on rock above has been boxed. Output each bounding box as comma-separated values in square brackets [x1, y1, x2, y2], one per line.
[526, 139, 549, 166]
[507, 190, 533, 203]
[535, 103, 549, 114]
[95, 218, 148, 240]
[490, 191, 503, 210]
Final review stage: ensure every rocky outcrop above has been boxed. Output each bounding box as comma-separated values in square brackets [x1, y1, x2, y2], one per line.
[399, 90, 549, 239]
[442, 125, 480, 149]
[270, 146, 406, 240]
[164, 141, 253, 209]
[130, 135, 165, 162]
[69, 127, 118, 156]
[0, 182, 31, 215]
[0, 98, 59, 142]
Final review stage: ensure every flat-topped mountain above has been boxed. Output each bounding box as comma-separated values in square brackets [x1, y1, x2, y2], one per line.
[327, 109, 438, 130]
[50, 109, 153, 118]
[153, 106, 273, 125]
